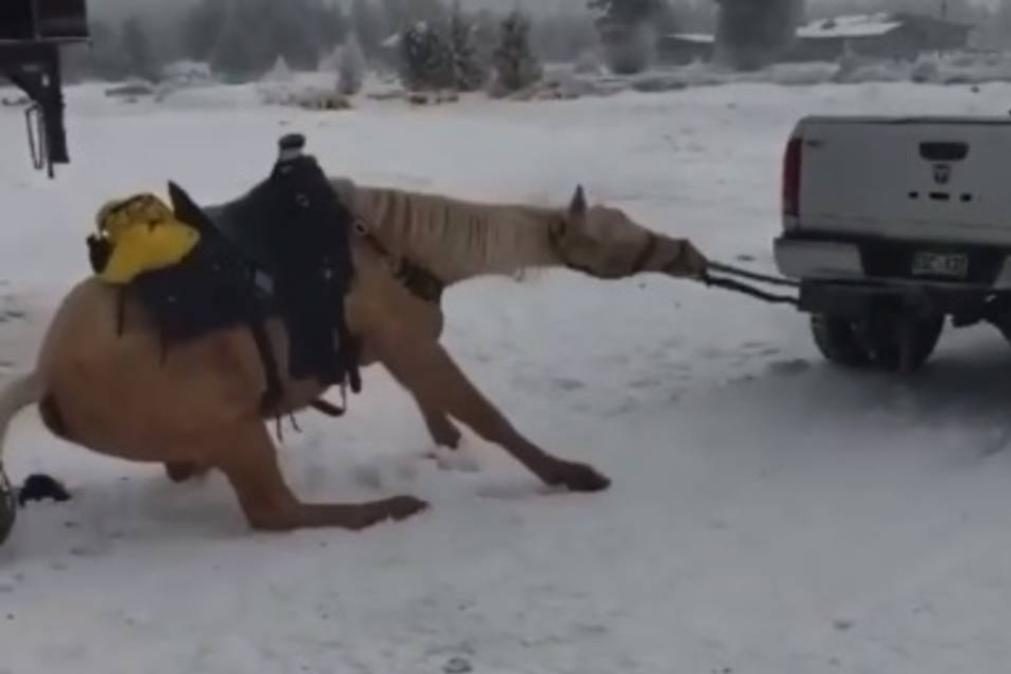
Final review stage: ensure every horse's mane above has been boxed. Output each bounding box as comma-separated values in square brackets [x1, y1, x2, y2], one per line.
[333, 178, 561, 282]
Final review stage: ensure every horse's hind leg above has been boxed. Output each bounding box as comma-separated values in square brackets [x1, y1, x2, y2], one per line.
[211, 421, 427, 531]
[377, 334, 610, 493]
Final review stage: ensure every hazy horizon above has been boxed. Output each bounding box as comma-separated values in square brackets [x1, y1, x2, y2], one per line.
[87, 0, 1001, 17]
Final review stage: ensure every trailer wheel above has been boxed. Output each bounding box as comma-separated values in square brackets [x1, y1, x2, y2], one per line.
[810, 313, 944, 372]
[810, 314, 874, 368]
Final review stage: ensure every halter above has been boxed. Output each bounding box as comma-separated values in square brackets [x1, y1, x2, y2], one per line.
[548, 216, 661, 279]
[547, 217, 799, 305]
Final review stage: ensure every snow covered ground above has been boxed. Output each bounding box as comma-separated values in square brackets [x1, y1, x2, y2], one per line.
[4, 80, 1011, 673]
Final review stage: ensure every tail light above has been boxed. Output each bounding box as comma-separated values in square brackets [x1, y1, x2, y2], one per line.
[782, 137, 802, 222]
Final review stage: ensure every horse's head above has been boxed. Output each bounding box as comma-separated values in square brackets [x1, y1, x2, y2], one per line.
[549, 186, 707, 280]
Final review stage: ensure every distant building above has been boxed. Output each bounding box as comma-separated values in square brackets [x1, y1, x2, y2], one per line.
[655, 12, 973, 67]
[785, 12, 973, 62]
[656, 33, 715, 66]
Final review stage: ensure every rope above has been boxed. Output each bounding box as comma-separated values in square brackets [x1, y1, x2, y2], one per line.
[707, 261, 800, 288]
[703, 274, 800, 306]
[699, 259, 800, 307]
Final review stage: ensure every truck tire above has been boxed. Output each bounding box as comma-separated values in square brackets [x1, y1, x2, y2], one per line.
[810, 313, 944, 372]
[868, 315, 944, 372]
[810, 314, 873, 368]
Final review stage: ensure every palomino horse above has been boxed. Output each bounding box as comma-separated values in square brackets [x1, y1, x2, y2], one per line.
[0, 181, 707, 534]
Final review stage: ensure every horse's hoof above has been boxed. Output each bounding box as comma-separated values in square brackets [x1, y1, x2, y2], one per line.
[383, 495, 429, 521]
[546, 461, 611, 493]
[439, 432, 462, 451]
[426, 418, 462, 450]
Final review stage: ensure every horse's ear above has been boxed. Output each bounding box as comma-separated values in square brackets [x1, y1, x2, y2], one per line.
[569, 185, 587, 219]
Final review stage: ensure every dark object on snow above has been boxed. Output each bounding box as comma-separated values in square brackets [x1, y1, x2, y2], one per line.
[0, 470, 71, 546]
[18, 473, 71, 506]
[0, 0, 89, 177]
[0, 465, 16, 545]
[443, 657, 473, 674]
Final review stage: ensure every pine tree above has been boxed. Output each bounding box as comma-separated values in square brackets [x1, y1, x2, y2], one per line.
[315, 1, 349, 55]
[404, 0, 450, 27]
[80, 20, 130, 81]
[472, 10, 499, 74]
[588, 0, 673, 74]
[211, 10, 259, 81]
[448, 1, 486, 91]
[338, 34, 367, 95]
[351, 0, 383, 59]
[122, 16, 156, 81]
[713, 0, 802, 71]
[588, 0, 668, 29]
[182, 0, 229, 62]
[380, 0, 407, 35]
[492, 10, 542, 94]
[177, 0, 353, 81]
[399, 21, 454, 90]
[264, 54, 294, 82]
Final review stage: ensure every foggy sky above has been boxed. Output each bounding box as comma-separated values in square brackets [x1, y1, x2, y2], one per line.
[86, 0, 1000, 19]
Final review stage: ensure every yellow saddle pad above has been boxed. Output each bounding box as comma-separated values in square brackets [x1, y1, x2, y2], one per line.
[93, 193, 201, 284]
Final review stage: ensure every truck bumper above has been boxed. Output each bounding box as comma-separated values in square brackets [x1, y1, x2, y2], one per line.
[774, 238, 864, 280]
[774, 236, 1011, 290]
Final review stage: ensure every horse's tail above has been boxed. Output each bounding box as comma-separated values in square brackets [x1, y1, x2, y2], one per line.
[0, 371, 43, 464]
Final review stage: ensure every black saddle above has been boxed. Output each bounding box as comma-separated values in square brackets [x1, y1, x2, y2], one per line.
[127, 134, 361, 412]
[196, 135, 333, 278]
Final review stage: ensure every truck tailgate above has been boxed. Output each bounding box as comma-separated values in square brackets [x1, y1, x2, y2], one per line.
[798, 117, 1011, 246]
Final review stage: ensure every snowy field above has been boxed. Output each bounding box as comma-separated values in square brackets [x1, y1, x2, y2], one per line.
[4, 80, 1011, 673]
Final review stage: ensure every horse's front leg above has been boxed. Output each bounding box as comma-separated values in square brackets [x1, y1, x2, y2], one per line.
[413, 395, 462, 450]
[375, 330, 609, 492]
[412, 305, 462, 450]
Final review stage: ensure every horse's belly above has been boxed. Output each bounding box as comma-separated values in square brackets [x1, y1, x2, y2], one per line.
[38, 280, 260, 463]
[45, 358, 240, 464]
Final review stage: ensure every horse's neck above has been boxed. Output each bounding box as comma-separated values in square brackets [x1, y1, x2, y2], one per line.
[355, 185, 562, 286]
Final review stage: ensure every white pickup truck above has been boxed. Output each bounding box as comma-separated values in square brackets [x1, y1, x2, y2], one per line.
[774, 115, 1011, 372]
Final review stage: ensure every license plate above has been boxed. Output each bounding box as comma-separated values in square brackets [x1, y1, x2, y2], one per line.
[911, 251, 969, 278]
